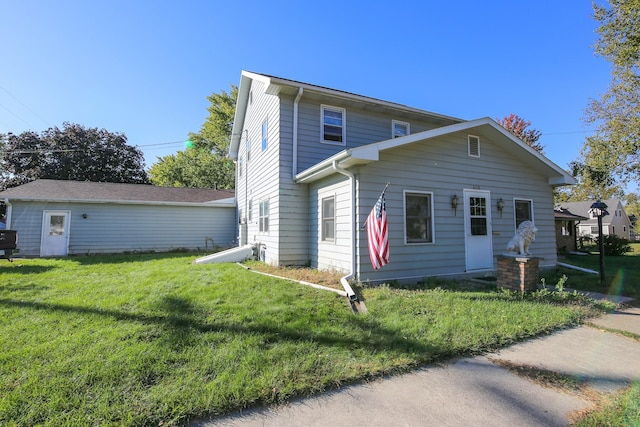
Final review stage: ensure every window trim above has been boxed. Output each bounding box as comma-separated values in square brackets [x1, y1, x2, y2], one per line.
[259, 199, 269, 233]
[513, 198, 534, 230]
[392, 120, 410, 138]
[468, 134, 480, 157]
[403, 190, 435, 245]
[321, 104, 346, 145]
[261, 117, 268, 152]
[321, 195, 336, 242]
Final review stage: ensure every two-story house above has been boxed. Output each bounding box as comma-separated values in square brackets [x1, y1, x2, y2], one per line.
[558, 199, 632, 241]
[229, 71, 575, 287]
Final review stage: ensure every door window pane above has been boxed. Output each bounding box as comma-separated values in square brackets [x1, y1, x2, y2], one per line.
[49, 215, 65, 236]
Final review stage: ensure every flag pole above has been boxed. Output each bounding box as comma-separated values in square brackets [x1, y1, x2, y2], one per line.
[361, 182, 390, 229]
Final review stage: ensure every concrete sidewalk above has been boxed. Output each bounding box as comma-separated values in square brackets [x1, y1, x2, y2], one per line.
[194, 306, 640, 427]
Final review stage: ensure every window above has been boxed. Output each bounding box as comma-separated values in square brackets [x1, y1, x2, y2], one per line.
[469, 197, 488, 235]
[248, 199, 252, 222]
[321, 196, 335, 241]
[404, 191, 434, 244]
[238, 156, 244, 177]
[259, 199, 269, 232]
[514, 199, 533, 228]
[261, 118, 268, 151]
[247, 134, 251, 161]
[321, 105, 345, 144]
[468, 135, 480, 157]
[591, 226, 599, 235]
[392, 120, 410, 138]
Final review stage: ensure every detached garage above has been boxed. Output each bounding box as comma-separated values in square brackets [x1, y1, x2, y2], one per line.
[0, 179, 236, 257]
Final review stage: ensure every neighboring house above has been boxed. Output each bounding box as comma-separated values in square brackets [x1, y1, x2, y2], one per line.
[557, 199, 632, 242]
[229, 70, 575, 284]
[0, 179, 236, 257]
[554, 207, 588, 254]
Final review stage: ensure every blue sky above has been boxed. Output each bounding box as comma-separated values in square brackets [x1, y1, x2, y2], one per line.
[1, 1, 610, 175]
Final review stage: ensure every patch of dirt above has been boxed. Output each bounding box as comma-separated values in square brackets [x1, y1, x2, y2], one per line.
[243, 261, 345, 290]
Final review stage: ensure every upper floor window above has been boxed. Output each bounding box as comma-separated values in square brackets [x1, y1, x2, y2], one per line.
[514, 199, 533, 229]
[321, 105, 346, 145]
[261, 118, 268, 151]
[392, 120, 410, 138]
[404, 191, 434, 244]
[321, 196, 335, 241]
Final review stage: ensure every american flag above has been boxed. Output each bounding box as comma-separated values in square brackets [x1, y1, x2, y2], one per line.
[367, 193, 389, 270]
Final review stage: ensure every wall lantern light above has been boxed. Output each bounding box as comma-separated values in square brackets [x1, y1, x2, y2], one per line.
[451, 194, 459, 216]
[589, 200, 609, 285]
[497, 198, 505, 217]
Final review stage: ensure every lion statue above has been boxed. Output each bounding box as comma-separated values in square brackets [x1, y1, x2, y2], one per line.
[506, 221, 538, 255]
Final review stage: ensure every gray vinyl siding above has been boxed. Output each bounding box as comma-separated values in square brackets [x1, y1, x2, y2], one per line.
[235, 79, 283, 265]
[277, 94, 310, 266]
[8, 201, 235, 256]
[296, 97, 449, 173]
[354, 130, 558, 283]
[309, 175, 352, 273]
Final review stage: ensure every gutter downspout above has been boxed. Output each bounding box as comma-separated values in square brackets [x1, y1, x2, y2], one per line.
[292, 87, 304, 178]
[332, 161, 358, 302]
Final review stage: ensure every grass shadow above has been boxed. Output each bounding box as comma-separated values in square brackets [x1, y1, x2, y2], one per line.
[0, 296, 437, 358]
[0, 265, 57, 275]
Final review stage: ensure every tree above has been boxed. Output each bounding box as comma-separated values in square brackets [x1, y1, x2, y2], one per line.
[496, 114, 544, 153]
[1, 123, 148, 190]
[581, 0, 640, 188]
[148, 149, 233, 189]
[148, 85, 237, 189]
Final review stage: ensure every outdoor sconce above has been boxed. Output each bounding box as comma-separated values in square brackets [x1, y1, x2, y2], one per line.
[589, 200, 609, 285]
[497, 198, 505, 217]
[451, 194, 459, 216]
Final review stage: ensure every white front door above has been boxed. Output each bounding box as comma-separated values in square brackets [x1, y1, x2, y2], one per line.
[464, 190, 493, 271]
[40, 211, 71, 257]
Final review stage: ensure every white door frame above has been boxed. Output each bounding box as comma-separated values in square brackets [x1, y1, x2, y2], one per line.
[463, 189, 494, 271]
[40, 210, 71, 257]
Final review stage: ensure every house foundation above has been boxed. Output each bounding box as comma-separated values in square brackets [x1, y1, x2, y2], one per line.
[497, 255, 541, 292]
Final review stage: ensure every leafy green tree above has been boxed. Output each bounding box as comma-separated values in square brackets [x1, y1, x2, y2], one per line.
[148, 149, 233, 189]
[148, 85, 237, 189]
[1, 123, 148, 190]
[581, 0, 640, 188]
[625, 192, 640, 217]
[496, 114, 544, 153]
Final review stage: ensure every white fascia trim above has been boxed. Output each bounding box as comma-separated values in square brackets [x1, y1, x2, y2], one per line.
[229, 73, 255, 160]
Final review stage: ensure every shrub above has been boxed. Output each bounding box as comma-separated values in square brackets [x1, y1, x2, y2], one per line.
[596, 234, 632, 256]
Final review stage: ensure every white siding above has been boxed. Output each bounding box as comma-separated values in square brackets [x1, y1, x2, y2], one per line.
[235, 79, 283, 265]
[8, 201, 235, 256]
[310, 175, 352, 273]
[354, 130, 558, 283]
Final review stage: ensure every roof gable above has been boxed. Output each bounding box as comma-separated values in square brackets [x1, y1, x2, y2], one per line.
[229, 70, 464, 159]
[0, 180, 235, 205]
[295, 118, 576, 186]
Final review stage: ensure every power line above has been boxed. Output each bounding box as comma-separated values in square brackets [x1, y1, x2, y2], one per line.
[0, 102, 36, 129]
[0, 85, 52, 127]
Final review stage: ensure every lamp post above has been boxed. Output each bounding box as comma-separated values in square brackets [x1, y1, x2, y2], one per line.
[589, 200, 609, 285]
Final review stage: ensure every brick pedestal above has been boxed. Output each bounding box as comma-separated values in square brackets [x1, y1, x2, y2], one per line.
[497, 255, 540, 292]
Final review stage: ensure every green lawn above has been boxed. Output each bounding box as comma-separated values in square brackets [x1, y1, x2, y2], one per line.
[542, 242, 640, 299]
[0, 253, 619, 426]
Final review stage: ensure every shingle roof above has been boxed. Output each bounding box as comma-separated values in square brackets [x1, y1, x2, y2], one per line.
[557, 199, 621, 225]
[0, 180, 235, 204]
